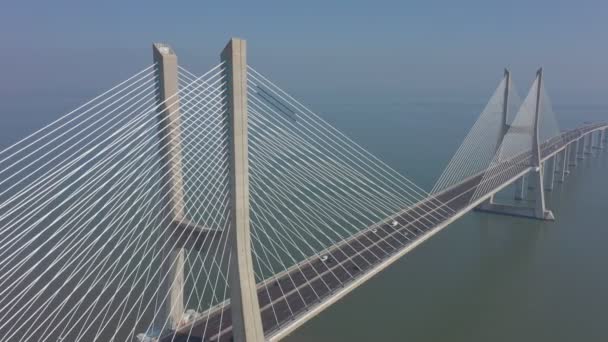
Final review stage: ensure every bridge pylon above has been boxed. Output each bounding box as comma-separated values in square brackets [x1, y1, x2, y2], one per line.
[476, 68, 554, 221]
[222, 38, 266, 342]
[486, 69, 511, 205]
[152, 43, 186, 330]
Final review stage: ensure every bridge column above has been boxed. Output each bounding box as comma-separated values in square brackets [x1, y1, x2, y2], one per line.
[222, 38, 265, 342]
[594, 130, 604, 150]
[486, 69, 511, 205]
[577, 137, 585, 159]
[570, 141, 579, 166]
[603, 128, 608, 148]
[558, 148, 568, 183]
[513, 176, 525, 200]
[545, 156, 556, 191]
[475, 69, 553, 221]
[528, 68, 554, 220]
[152, 43, 186, 330]
[584, 133, 593, 155]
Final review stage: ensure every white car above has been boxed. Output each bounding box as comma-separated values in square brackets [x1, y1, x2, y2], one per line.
[391, 220, 399, 227]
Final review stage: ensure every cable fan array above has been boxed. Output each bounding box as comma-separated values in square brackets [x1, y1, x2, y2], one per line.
[244, 67, 454, 332]
[468, 75, 562, 203]
[0, 62, 235, 341]
[432, 76, 523, 194]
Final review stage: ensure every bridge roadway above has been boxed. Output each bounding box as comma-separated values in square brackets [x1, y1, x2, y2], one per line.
[163, 123, 607, 342]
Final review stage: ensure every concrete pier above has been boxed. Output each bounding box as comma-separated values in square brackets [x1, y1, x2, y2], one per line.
[223, 38, 265, 342]
[488, 69, 511, 205]
[593, 130, 603, 150]
[153, 43, 186, 330]
[584, 133, 593, 155]
[569, 141, 578, 166]
[577, 137, 585, 159]
[514, 176, 525, 200]
[558, 148, 567, 183]
[545, 156, 556, 191]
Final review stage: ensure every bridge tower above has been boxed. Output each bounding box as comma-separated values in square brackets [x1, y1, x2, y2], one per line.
[476, 68, 554, 220]
[152, 39, 264, 340]
[487, 69, 512, 204]
[529, 68, 554, 220]
[152, 43, 186, 330]
[222, 38, 266, 342]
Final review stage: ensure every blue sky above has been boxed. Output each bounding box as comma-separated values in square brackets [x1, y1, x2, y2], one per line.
[1, 0, 607, 105]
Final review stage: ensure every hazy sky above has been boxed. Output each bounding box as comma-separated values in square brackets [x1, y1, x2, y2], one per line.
[1, 0, 607, 106]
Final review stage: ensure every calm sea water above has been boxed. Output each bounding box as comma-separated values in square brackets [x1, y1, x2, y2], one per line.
[1, 84, 607, 342]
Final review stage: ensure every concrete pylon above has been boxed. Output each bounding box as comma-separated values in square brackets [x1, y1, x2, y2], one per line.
[486, 69, 511, 204]
[484, 69, 511, 205]
[152, 43, 186, 330]
[498, 68, 511, 148]
[529, 68, 554, 220]
[475, 69, 554, 220]
[222, 38, 265, 342]
[567, 140, 578, 167]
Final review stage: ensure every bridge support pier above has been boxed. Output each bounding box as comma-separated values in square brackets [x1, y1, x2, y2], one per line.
[593, 130, 604, 150]
[545, 156, 556, 191]
[558, 148, 568, 183]
[223, 38, 266, 342]
[153, 43, 186, 330]
[603, 128, 608, 148]
[569, 141, 578, 167]
[584, 134, 593, 155]
[475, 69, 554, 221]
[577, 138, 586, 160]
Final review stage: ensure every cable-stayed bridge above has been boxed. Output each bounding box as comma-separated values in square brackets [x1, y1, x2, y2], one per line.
[0, 38, 606, 342]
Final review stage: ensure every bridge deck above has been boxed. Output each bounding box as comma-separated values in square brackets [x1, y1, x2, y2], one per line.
[162, 123, 606, 342]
